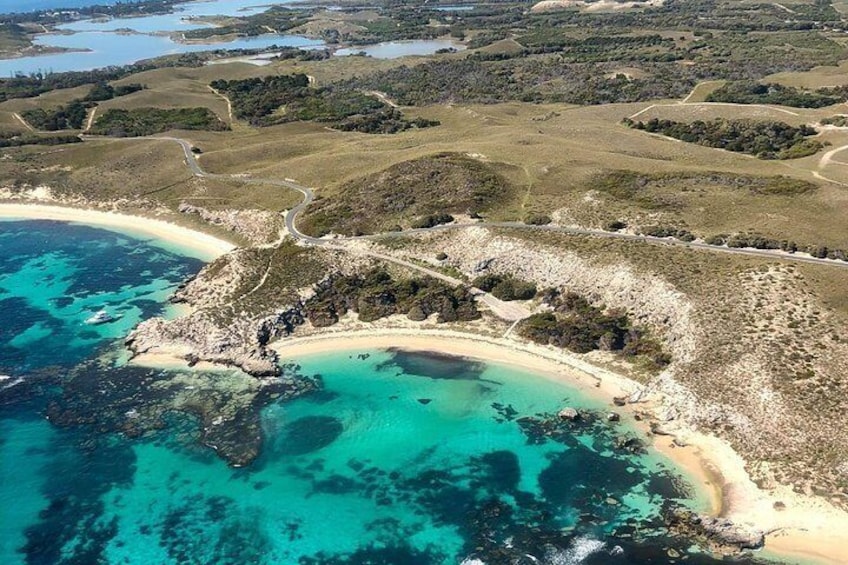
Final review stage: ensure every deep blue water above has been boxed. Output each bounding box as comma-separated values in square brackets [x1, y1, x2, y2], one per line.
[0, 220, 772, 564]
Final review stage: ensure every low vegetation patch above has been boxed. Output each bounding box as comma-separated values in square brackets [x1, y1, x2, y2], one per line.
[820, 115, 848, 127]
[304, 268, 480, 325]
[21, 100, 87, 131]
[209, 74, 438, 133]
[519, 290, 670, 370]
[472, 274, 537, 301]
[301, 153, 515, 236]
[623, 117, 824, 159]
[89, 107, 229, 136]
[0, 132, 82, 148]
[705, 81, 845, 108]
[590, 170, 818, 202]
[83, 81, 145, 102]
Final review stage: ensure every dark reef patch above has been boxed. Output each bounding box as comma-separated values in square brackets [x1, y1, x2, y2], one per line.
[377, 349, 489, 381]
[277, 415, 344, 456]
[43, 359, 320, 467]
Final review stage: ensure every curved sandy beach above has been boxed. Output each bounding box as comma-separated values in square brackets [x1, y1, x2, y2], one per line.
[0, 203, 236, 260]
[271, 328, 848, 565]
[8, 203, 846, 563]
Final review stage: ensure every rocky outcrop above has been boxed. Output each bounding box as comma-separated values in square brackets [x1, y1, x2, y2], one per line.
[557, 407, 580, 421]
[126, 306, 305, 376]
[178, 203, 282, 245]
[666, 509, 764, 554]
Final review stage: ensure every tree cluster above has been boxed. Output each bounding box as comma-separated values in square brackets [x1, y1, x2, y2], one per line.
[89, 107, 229, 137]
[519, 290, 670, 369]
[624, 117, 823, 159]
[705, 81, 844, 108]
[472, 274, 537, 301]
[304, 268, 480, 326]
[21, 100, 87, 130]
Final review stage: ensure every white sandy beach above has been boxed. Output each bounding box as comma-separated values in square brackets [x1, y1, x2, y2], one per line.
[0, 203, 236, 260]
[8, 199, 844, 562]
[271, 328, 848, 565]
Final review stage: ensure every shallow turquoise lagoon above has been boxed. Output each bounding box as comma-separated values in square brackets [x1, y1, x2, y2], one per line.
[0, 219, 767, 564]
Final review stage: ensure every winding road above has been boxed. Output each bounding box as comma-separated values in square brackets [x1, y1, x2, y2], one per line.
[148, 135, 848, 272]
[82, 133, 848, 321]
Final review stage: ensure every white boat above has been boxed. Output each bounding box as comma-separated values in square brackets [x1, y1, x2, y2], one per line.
[85, 310, 115, 325]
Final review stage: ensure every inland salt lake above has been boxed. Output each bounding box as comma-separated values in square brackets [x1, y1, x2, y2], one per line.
[0, 219, 770, 565]
[0, 0, 465, 75]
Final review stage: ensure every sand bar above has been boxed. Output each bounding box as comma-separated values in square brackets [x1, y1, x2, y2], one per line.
[0, 203, 235, 260]
[272, 328, 848, 565]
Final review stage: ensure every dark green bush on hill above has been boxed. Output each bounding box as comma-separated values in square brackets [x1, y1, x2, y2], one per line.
[624, 117, 823, 159]
[304, 268, 480, 326]
[209, 74, 436, 133]
[301, 153, 515, 237]
[21, 100, 88, 131]
[83, 81, 145, 102]
[519, 290, 670, 369]
[89, 107, 229, 136]
[473, 274, 537, 301]
[410, 213, 455, 229]
[705, 81, 844, 108]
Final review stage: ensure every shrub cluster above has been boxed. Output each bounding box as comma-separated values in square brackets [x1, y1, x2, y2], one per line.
[410, 213, 455, 229]
[472, 274, 537, 301]
[0, 133, 82, 148]
[519, 290, 670, 369]
[304, 269, 480, 326]
[705, 233, 848, 261]
[209, 74, 437, 133]
[705, 81, 844, 108]
[21, 100, 87, 131]
[640, 225, 696, 242]
[89, 107, 229, 136]
[623, 117, 823, 159]
[83, 81, 144, 102]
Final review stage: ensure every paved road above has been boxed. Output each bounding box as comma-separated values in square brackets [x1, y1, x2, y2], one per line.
[94, 135, 848, 289]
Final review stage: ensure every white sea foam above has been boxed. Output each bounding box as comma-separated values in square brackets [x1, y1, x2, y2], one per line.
[546, 536, 607, 564]
[0, 375, 24, 390]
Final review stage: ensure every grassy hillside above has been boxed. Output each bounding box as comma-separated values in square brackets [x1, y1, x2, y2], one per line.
[300, 152, 518, 236]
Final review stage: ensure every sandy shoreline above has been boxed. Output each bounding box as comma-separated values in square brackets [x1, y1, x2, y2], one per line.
[270, 328, 848, 565]
[13, 198, 844, 562]
[0, 203, 236, 260]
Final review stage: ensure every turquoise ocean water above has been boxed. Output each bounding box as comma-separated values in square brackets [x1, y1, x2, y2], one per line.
[0, 220, 770, 564]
